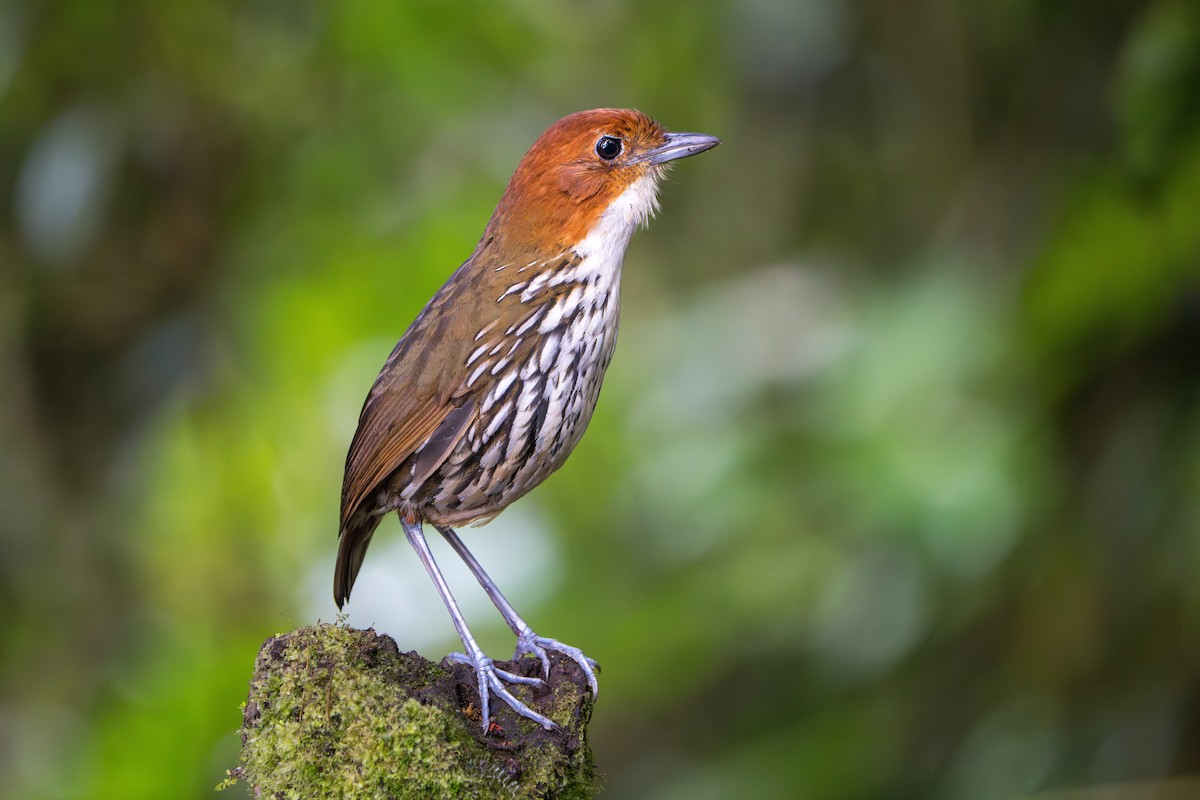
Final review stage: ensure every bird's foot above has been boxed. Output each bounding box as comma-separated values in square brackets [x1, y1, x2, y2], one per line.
[446, 650, 557, 731]
[514, 630, 600, 699]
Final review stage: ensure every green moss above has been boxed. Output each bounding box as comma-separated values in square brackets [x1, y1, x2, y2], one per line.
[235, 624, 595, 799]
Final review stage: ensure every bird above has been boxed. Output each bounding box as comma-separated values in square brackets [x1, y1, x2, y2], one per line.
[334, 108, 719, 731]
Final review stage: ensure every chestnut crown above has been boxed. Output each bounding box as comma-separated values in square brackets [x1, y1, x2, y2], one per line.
[482, 108, 719, 252]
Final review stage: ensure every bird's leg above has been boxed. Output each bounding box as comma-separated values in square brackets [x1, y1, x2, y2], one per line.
[434, 524, 600, 699]
[400, 518, 557, 731]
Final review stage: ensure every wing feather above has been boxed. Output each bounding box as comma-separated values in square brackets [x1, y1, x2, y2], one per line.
[338, 256, 491, 527]
[340, 388, 449, 525]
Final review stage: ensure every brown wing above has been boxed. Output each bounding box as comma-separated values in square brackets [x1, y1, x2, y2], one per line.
[334, 377, 457, 607]
[339, 268, 481, 529]
[335, 256, 495, 606]
[341, 384, 452, 523]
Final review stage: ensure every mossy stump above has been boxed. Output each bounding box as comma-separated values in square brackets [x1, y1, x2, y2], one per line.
[235, 624, 596, 799]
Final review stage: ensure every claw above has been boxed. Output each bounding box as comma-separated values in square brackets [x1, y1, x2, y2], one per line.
[514, 630, 600, 699]
[425, 524, 600, 723]
[448, 651, 558, 731]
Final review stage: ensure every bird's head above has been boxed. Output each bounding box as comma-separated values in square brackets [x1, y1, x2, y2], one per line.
[484, 108, 719, 255]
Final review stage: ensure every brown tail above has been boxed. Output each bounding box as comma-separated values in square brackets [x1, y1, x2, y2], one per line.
[334, 513, 381, 608]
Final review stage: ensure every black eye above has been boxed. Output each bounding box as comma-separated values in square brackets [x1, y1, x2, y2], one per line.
[595, 135, 622, 161]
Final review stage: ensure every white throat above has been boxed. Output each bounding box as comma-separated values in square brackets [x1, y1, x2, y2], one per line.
[572, 171, 662, 271]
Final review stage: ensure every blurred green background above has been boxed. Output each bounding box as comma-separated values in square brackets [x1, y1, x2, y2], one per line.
[2, 0, 1199, 798]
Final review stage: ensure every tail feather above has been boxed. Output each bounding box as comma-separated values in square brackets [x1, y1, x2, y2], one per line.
[334, 514, 381, 608]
